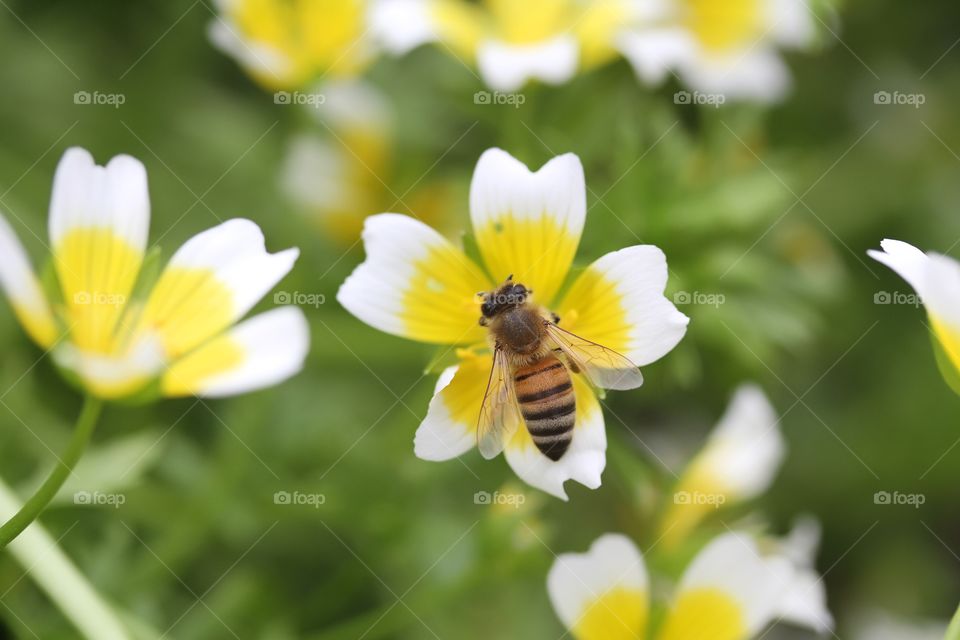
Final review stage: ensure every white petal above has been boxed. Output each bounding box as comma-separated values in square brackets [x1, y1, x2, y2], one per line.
[561, 245, 689, 367]
[53, 336, 166, 399]
[413, 364, 479, 460]
[337, 213, 489, 345]
[778, 515, 822, 568]
[868, 238, 930, 297]
[281, 135, 352, 213]
[615, 27, 697, 85]
[369, 0, 441, 55]
[0, 213, 57, 347]
[163, 218, 298, 325]
[677, 531, 793, 634]
[776, 567, 833, 634]
[547, 534, 648, 631]
[504, 378, 605, 500]
[163, 307, 309, 397]
[767, 0, 816, 48]
[48, 147, 149, 252]
[307, 78, 390, 131]
[679, 47, 792, 102]
[477, 35, 578, 92]
[922, 253, 960, 331]
[693, 384, 785, 500]
[469, 148, 585, 304]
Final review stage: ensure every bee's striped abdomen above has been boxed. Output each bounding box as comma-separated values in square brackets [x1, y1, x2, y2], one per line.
[514, 355, 575, 461]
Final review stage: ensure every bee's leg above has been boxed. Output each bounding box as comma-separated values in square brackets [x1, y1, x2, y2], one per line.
[479, 317, 489, 327]
[551, 312, 561, 324]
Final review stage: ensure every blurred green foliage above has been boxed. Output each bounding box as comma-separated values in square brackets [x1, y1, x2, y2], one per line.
[0, 0, 959, 638]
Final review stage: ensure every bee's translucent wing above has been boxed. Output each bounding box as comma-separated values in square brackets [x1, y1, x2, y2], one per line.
[476, 346, 521, 459]
[544, 322, 644, 390]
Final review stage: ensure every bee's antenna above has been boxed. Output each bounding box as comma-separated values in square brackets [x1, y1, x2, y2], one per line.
[506, 274, 513, 281]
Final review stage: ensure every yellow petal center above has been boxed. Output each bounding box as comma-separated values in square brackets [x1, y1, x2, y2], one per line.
[161, 333, 245, 396]
[657, 588, 746, 640]
[136, 266, 236, 359]
[573, 586, 648, 640]
[683, 0, 762, 51]
[231, 0, 369, 85]
[54, 228, 142, 353]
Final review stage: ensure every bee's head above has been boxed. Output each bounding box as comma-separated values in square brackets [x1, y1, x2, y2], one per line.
[480, 276, 529, 318]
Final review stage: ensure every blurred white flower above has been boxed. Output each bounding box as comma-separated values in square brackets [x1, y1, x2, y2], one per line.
[547, 530, 832, 639]
[616, 0, 817, 102]
[370, 0, 637, 91]
[660, 384, 785, 544]
[209, 0, 376, 89]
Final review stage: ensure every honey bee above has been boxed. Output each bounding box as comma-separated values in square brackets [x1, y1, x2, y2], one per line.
[476, 275, 644, 462]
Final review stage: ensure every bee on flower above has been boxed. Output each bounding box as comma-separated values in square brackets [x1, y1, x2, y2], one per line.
[616, 0, 818, 102]
[338, 148, 688, 499]
[869, 239, 960, 395]
[660, 384, 785, 546]
[209, 0, 377, 90]
[0, 147, 309, 401]
[547, 529, 832, 640]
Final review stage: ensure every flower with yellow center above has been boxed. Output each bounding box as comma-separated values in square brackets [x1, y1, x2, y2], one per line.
[660, 384, 785, 546]
[547, 531, 832, 640]
[337, 148, 688, 499]
[869, 239, 960, 395]
[0, 147, 309, 401]
[616, 0, 816, 102]
[209, 0, 375, 90]
[370, 0, 638, 91]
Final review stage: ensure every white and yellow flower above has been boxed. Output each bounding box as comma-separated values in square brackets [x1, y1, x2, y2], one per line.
[547, 530, 832, 640]
[281, 80, 392, 244]
[0, 147, 309, 400]
[370, 0, 638, 91]
[338, 148, 688, 499]
[869, 239, 960, 393]
[661, 384, 785, 545]
[209, 0, 376, 90]
[616, 0, 817, 102]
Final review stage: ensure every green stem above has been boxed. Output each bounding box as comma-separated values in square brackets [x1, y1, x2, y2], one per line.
[946, 601, 960, 640]
[0, 396, 103, 549]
